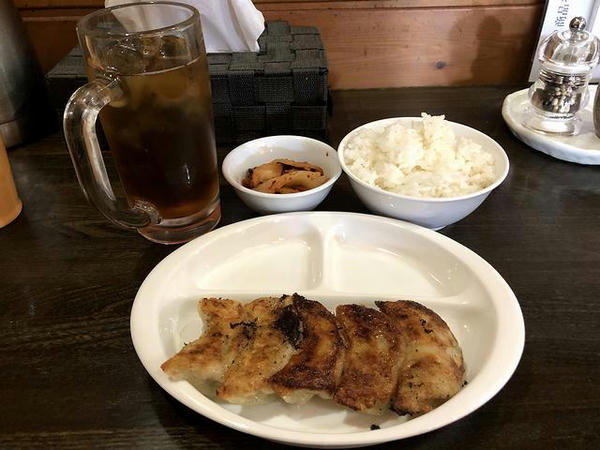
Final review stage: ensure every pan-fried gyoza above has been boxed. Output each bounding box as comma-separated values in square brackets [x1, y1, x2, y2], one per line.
[161, 294, 465, 416]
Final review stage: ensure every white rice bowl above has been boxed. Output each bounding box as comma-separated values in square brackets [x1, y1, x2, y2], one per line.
[343, 114, 496, 198]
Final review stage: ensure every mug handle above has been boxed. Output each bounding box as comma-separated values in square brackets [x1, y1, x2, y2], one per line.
[63, 77, 159, 228]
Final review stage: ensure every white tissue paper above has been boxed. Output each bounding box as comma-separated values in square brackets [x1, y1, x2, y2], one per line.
[105, 0, 265, 52]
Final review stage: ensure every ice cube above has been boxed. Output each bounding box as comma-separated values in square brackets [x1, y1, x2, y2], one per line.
[143, 35, 192, 72]
[103, 39, 146, 75]
[139, 36, 162, 59]
[159, 35, 190, 58]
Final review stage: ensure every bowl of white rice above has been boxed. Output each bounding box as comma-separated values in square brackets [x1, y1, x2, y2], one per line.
[338, 114, 509, 229]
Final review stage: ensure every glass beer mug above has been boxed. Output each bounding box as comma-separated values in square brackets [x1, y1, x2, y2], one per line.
[64, 2, 220, 244]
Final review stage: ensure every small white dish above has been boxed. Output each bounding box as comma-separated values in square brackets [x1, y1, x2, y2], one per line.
[502, 85, 600, 165]
[131, 212, 525, 448]
[337, 118, 510, 230]
[222, 136, 341, 214]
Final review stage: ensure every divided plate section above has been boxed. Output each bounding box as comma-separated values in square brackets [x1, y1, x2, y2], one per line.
[321, 220, 471, 298]
[314, 219, 498, 379]
[158, 216, 325, 355]
[192, 218, 324, 291]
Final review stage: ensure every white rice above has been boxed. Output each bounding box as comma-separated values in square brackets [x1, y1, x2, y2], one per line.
[343, 114, 496, 198]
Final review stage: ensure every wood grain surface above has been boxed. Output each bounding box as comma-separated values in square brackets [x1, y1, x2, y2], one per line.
[262, 4, 543, 88]
[15, 0, 544, 88]
[1, 85, 599, 448]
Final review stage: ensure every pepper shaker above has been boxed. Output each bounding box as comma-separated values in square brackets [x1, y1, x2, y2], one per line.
[524, 17, 600, 136]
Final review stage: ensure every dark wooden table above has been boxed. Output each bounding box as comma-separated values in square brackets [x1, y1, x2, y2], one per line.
[1, 86, 599, 449]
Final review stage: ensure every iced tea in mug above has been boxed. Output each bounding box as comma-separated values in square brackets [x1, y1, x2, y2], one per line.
[64, 2, 220, 243]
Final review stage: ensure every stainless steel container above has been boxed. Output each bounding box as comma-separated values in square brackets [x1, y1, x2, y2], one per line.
[0, 0, 52, 147]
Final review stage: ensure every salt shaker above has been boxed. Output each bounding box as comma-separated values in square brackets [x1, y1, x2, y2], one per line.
[524, 17, 600, 136]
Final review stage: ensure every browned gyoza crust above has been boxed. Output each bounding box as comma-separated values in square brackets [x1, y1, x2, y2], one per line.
[376, 300, 465, 416]
[270, 294, 345, 404]
[216, 296, 301, 405]
[160, 298, 250, 385]
[334, 304, 403, 415]
[161, 296, 466, 417]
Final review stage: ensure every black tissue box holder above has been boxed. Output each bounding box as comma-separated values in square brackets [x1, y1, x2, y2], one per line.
[46, 21, 329, 146]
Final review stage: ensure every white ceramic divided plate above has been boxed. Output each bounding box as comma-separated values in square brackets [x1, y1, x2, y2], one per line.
[131, 212, 525, 448]
[502, 85, 600, 165]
